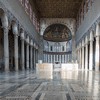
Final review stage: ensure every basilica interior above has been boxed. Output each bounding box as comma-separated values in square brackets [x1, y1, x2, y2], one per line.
[0, 0, 100, 100]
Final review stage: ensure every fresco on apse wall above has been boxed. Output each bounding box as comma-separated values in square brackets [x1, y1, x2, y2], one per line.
[43, 24, 72, 42]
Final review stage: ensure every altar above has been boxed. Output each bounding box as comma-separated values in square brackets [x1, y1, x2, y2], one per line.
[36, 63, 78, 79]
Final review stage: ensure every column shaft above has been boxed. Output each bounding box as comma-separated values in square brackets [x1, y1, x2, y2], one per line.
[35, 50, 37, 63]
[21, 39, 24, 70]
[54, 55, 55, 63]
[30, 46, 33, 69]
[95, 36, 100, 71]
[34, 48, 36, 68]
[78, 50, 80, 64]
[26, 44, 29, 69]
[14, 35, 18, 71]
[79, 48, 82, 68]
[85, 44, 88, 70]
[82, 47, 84, 70]
[89, 41, 93, 70]
[4, 28, 9, 71]
[51, 55, 52, 63]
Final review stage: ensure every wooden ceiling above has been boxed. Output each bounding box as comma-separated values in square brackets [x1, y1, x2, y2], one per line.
[32, 0, 83, 18]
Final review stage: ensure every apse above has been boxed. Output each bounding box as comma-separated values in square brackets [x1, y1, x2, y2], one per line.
[43, 24, 72, 63]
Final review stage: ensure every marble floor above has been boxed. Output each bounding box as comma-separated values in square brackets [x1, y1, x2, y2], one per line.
[0, 70, 100, 100]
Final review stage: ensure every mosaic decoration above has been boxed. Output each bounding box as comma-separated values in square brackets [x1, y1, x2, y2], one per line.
[43, 24, 72, 42]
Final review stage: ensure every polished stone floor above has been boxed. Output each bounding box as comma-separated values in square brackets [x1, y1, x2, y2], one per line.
[0, 70, 100, 100]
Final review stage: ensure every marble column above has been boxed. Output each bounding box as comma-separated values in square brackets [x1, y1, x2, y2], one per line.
[43, 54, 45, 62]
[37, 49, 38, 63]
[33, 48, 36, 68]
[82, 40, 85, 70]
[4, 27, 9, 71]
[79, 44, 82, 68]
[30, 46, 32, 69]
[35, 49, 36, 64]
[47, 54, 48, 63]
[26, 36, 29, 69]
[35, 50, 37, 63]
[59, 55, 61, 63]
[95, 24, 100, 71]
[51, 55, 52, 63]
[48, 54, 49, 63]
[77, 45, 80, 64]
[57, 55, 58, 62]
[61, 55, 63, 63]
[35, 49, 37, 66]
[21, 38, 24, 70]
[77, 48, 80, 64]
[46, 54, 48, 63]
[37, 48, 38, 63]
[89, 31, 94, 70]
[69, 54, 70, 62]
[85, 36, 88, 70]
[65, 55, 66, 63]
[12, 22, 19, 71]
[54, 55, 55, 63]
[50, 55, 51, 63]
[67, 55, 69, 62]
[21, 31, 25, 70]
[63, 55, 65, 63]
[26, 44, 29, 69]
[66, 55, 68, 63]
[14, 34, 18, 71]
[62, 55, 64, 63]
[45, 54, 46, 62]
[45, 54, 47, 63]
[30, 40, 33, 69]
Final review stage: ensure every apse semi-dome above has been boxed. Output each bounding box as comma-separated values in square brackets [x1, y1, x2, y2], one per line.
[43, 24, 72, 42]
